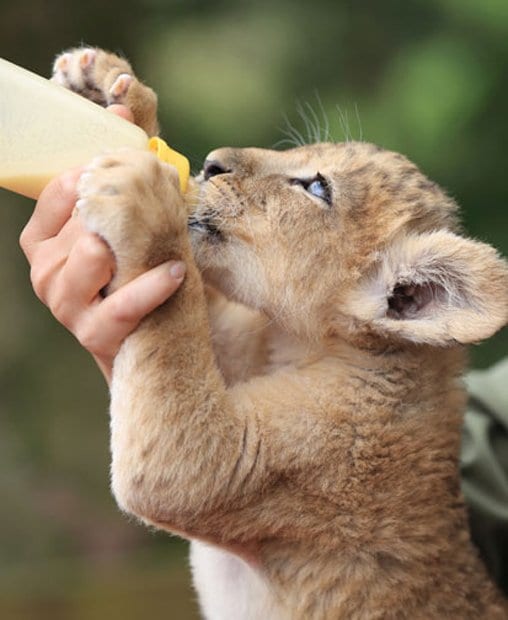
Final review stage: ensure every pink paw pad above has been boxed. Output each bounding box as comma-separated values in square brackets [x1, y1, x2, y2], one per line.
[110, 73, 133, 98]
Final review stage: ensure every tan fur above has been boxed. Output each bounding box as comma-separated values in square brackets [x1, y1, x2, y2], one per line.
[56, 49, 508, 618]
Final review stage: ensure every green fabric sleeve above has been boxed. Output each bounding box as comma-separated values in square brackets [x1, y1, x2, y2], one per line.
[461, 357, 508, 595]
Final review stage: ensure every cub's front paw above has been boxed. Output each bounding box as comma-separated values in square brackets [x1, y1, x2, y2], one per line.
[77, 149, 186, 291]
[52, 47, 158, 135]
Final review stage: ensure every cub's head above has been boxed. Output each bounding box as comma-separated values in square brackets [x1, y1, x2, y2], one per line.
[189, 142, 508, 346]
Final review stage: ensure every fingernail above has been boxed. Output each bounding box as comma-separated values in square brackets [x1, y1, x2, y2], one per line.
[169, 261, 186, 280]
[60, 168, 83, 195]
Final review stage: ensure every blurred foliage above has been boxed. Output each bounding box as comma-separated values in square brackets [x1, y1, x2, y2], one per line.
[0, 0, 506, 617]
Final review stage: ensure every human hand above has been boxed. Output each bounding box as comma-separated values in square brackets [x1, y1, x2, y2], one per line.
[19, 115, 186, 384]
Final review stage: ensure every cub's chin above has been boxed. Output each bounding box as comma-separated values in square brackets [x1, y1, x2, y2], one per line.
[188, 226, 233, 296]
[188, 221, 267, 310]
[188, 225, 221, 271]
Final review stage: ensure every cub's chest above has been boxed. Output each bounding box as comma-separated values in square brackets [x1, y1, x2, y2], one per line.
[190, 540, 285, 620]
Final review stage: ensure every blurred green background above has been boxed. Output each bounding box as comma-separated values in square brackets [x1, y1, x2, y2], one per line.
[0, 0, 507, 618]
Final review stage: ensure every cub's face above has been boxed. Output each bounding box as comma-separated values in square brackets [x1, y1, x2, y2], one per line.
[188, 142, 507, 345]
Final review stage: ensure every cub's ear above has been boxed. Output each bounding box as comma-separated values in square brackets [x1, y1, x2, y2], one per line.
[347, 231, 508, 345]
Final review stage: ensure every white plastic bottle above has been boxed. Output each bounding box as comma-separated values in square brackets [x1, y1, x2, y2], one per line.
[0, 57, 189, 199]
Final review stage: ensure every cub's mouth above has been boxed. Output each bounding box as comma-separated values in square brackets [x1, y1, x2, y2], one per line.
[188, 213, 224, 242]
[187, 173, 229, 243]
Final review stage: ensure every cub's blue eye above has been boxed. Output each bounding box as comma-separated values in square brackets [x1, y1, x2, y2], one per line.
[308, 178, 328, 200]
[290, 173, 332, 206]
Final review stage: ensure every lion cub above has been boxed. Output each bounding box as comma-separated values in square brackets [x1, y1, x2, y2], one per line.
[53, 48, 508, 619]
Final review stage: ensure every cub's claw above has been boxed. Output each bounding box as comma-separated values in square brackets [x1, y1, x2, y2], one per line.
[79, 48, 97, 69]
[110, 73, 133, 99]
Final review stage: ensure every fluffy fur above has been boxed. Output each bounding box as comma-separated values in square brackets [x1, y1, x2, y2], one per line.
[54, 48, 508, 619]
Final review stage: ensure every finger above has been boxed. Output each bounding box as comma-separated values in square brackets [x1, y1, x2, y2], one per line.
[75, 260, 186, 358]
[107, 104, 134, 123]
[57, 233, 114, 316]
[27, 217, 89, 304]
[20, 168, 82, 258]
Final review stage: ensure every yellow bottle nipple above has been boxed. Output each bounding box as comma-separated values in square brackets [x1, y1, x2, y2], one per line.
[148, 137, 190, 194]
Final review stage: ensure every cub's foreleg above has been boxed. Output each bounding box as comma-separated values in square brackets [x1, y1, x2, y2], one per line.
[76, 150, 285, 542]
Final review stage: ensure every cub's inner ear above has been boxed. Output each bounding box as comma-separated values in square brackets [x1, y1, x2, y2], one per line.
[387, 282, 445, 320]
[346, 230, 508, 345]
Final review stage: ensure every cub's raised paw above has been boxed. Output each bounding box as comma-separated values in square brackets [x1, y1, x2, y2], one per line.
[52, 47, 158, 135]
[77, 149, 186, 291]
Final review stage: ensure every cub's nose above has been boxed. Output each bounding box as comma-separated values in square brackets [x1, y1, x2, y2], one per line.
[203, 159, 231, 180]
